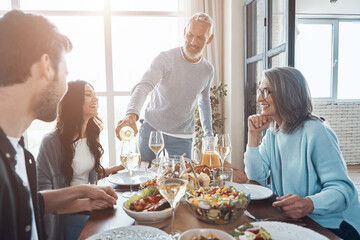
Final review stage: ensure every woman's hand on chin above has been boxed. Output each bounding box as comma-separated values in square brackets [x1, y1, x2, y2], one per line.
[248, 114, 271, 133]
[247, 114, 271, 147]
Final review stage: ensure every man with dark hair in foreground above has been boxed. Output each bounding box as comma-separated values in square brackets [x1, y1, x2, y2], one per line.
[0, 10, 118, 240]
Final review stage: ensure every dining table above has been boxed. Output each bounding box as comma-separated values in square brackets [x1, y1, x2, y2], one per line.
[78, 161, 341, 240]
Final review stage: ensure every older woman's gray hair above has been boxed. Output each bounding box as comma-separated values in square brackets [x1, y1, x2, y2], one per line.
[187, 12, 214, 36]
[263, 67, 320, 133]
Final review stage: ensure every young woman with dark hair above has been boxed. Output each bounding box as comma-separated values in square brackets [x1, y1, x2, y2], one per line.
[37, 80, 122, 240]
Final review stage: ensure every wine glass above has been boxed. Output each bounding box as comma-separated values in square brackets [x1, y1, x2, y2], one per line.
[120, 139, 141, 198]
[214, 134, 232, 168]
[148, 131, 164, 165]
[157, 155, 187, 239]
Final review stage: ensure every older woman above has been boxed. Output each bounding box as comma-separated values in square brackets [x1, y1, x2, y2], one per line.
[37, 80, 123, 240]
[244, 67, 360, 240]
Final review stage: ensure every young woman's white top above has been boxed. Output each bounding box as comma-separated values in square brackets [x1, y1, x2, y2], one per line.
[70, 138, 95, 186]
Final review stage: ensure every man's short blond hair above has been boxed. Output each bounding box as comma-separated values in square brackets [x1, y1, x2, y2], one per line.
[187, 12, 214, 36]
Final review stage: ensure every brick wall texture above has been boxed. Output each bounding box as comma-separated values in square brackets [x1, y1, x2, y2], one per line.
[313, 102, 360, 165]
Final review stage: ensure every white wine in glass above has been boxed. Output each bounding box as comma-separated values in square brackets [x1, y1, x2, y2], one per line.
[157, 155, 187, 238]
[214, 134, 232, 168]
[148, 131, 164, 165]
[158, 178, 187, 208]
[149, 144, 163, 154]
[120, 139, 141, 198]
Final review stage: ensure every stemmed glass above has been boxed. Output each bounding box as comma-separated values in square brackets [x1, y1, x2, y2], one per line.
[214, 134, 232, 168]
[157, 155, 187, 239]
[148, 131, 164, 165]
[120, 139, 141, 198]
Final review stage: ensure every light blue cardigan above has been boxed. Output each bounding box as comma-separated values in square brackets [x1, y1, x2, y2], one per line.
[244, 120, 360, 234]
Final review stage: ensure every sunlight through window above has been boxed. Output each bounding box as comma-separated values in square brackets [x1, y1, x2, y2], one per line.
[11, 0, 184, 166]
[296, 23, 332, 98]
[338, 22, 360, 99]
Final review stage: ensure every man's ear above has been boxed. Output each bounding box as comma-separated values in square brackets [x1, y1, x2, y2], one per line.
[206, 34, 214, 45]
[39, 53, 55, 82]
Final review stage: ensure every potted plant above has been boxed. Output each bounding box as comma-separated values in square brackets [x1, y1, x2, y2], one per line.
[193, 82, 227, 160]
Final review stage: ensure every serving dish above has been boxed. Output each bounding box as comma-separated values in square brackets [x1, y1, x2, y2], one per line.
[179, 228, 235, 240]
[185, 184, 250, 225]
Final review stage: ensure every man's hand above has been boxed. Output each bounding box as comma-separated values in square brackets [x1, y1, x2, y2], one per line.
[115, 113, 138, 140]
[87, 199, 114, 211]
[272, 194, 314, 219]
[84, 185, 118, 206]
[41, 185, 118, 215]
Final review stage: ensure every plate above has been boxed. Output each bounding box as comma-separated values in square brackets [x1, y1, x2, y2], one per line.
[180, 228, 235, 240]
[242, 183, 273, 200]
[86, 225, 170, 240]
[122, 203, 173, 223]
[108, 170, 157, 186]
[223, 182, 273, 200]
[237, 221, 328, 240]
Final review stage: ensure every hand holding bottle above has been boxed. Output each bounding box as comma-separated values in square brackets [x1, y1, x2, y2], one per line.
[115, 113, 138, 141]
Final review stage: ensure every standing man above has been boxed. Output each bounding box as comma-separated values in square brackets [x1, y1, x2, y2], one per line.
[0, 10, 117, 240]
[116, 12, 215, 161]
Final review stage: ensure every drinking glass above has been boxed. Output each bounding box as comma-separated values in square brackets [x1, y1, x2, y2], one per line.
[148, 131, 164, 165]
[214, 134, 232, 168]
[120, 139, 141, 198]
[157, 155, 187, 239]
[211, 167, 234, 187]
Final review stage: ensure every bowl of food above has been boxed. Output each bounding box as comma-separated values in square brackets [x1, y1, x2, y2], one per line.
[179, 228, 235, 240]
[122, 186, 174, 223]
[185, 184, 250, 225]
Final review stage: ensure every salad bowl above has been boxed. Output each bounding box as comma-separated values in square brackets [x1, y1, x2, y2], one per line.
[185, 183, 250, 225]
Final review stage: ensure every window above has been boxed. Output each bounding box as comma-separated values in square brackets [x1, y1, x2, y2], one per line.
[3, 0, 184, 167]
[244, 0, 295, 145]
[0, 2, 10, 11]
[338, 22, 360, 99]
[295, 19, 360, 100]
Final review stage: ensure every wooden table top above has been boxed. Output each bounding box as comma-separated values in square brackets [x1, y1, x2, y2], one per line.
[79, 162, 340, 240]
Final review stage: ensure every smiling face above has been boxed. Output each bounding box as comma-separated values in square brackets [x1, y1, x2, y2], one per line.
[183, 20, 213, 61]
[82, 84, 98, 120]
[258, 78, 282, 124]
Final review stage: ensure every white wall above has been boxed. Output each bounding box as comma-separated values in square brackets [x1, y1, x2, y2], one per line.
[224, 0, 246, 170]
[313, 102, 360, 165]
[297, 0, 360, 15]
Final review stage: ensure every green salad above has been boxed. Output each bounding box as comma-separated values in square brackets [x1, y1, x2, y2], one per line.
[124, 186, 159, 210]
[231, 223, 273, 240]
[186, 186, 249, 224]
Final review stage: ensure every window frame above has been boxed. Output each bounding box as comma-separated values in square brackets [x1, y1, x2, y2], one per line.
[297, 16, 360, 102]
[4, 0, 184, 166]
[244, 0, 295, 146]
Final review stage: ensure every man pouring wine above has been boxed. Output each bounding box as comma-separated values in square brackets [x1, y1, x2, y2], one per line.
[115, 12, 215, 163]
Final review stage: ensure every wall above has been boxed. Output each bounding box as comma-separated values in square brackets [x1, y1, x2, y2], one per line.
[224, 0, 246, 170]
[297, 0, 360, 15]
[313, 102, 360, 165]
